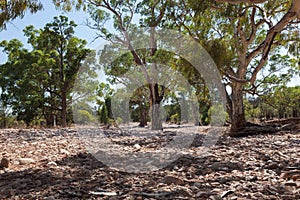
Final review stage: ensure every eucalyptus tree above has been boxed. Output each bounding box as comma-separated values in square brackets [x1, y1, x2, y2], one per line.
[27, 15, 92, 126]
[53, 0, 299, 133]
[75, 0, 173, 130]
[0, 39, 46, 126]
[166, 0, 300, 134]
[0, 16, 92, 126]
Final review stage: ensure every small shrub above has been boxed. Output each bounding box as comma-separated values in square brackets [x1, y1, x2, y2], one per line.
[170, 113, 180, 124]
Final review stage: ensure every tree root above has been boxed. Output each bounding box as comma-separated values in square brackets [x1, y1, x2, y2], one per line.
[226, 118, 300, 137]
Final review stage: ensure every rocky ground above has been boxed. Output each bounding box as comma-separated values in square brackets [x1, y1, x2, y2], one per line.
[0, 124, 299, 199]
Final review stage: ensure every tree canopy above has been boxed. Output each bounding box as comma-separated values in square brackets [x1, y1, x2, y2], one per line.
[0, 0, 43, 30]
[0, 15, 94, 127]
[0, 0, 299, 133]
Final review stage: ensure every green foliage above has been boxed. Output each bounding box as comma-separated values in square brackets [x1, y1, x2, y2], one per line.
[207, 104, 228, 126]
[129, 85, 150, 125]
[244, 99, 261, 122]
[52, 0, 84, 12]
[244, 86, 300, 122]
[0, 15, 94, 126]
[0, 0, 43, 30]
[170, 113, 180, 124]
[116, 117, 123, 125]
[75, 109, 96, 124]
[163, 0, 299, 131]
[263, 86, 300, 118]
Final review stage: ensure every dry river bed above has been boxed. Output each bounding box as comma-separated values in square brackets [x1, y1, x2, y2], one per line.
[0, 125, 299, 199]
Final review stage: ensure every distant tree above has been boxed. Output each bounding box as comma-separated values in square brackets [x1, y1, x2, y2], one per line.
[266, 86, 300, 118]
[129, 85, 150, 127]
[0, 16, 92, 126]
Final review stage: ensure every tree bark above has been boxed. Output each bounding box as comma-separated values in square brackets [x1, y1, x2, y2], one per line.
[230, 83, 247, 133]
[61, 91, 67, 127]
[149, 83, 163, 130]
[138, 101, 148, 127]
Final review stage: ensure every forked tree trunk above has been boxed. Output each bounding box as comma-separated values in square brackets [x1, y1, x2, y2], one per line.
[230, 83, 247, 133]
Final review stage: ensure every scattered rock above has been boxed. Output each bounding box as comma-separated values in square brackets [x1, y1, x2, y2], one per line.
[284, 181, 297, 187]
[89, 191, 117, 196]
[196, 191, 211, 198]
[221, 190, 235, 198]
[133, 143, 141, 150]
[0, 158, 9, 168]
[44, 196, 56, 200]
[19, 158, 35, 165]
[266, 162, 279, 170]
[281, 170, 300, 179]
[161, 175, 185, 185]
[60, 149, 70, 155]
[0, 126, 299, 199]
[47, 161, 57, 166]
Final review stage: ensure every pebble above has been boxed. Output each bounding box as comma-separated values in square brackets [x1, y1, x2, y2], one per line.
[284, 181, 297, 187]
[133, 144, 141, 150]
[47, 161, 57, 166]
[19, 158, 35, 165]
[0, 158, 9, 168]
[60, 149, 70, 155]
[161, 175, 185, 185]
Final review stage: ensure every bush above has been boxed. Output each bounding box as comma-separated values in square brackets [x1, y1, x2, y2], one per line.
[116, 117, 123, 125]
[207, 104, 228, 126]
[170, 113, 180, 124]
[75, 109, 96, 124]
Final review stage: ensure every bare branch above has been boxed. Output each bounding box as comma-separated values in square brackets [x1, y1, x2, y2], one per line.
[225, 71, 249, 83]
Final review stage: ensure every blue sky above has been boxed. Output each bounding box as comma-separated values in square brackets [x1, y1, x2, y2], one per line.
[0, 1, 104, 64]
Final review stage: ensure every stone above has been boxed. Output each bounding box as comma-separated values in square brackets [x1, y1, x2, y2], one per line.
[161, 175, 185, 185]
[60, 149, 70, 155]
[284, 181, 297, 187]
[281, 170, 300, 179]
[266, 162, 279, 170]
[44, 196, 56, 200]
[133, 144, 141, 150]
[221, 190, 235, 198]
[19, 158, 35, 165]
[0, 157, 9, 168]
[47, 161, 57, 166]
[196, 191, 211, 198]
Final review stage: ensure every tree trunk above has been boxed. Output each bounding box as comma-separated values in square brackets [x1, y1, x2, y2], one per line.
[138, 101, 148, 127]
[61, 91, 67, 127]
[191, 101, 200, 126]
[225, 88, 233, 123]
[230, 83, 246, 133]
[149, 83, 163, 130]
[138, 115, 147, 127]
[151, 103, 163, 130]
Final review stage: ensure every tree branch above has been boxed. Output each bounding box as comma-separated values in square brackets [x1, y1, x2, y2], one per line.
[250, 0, 300, 84]
[215, 0, 267, 4]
